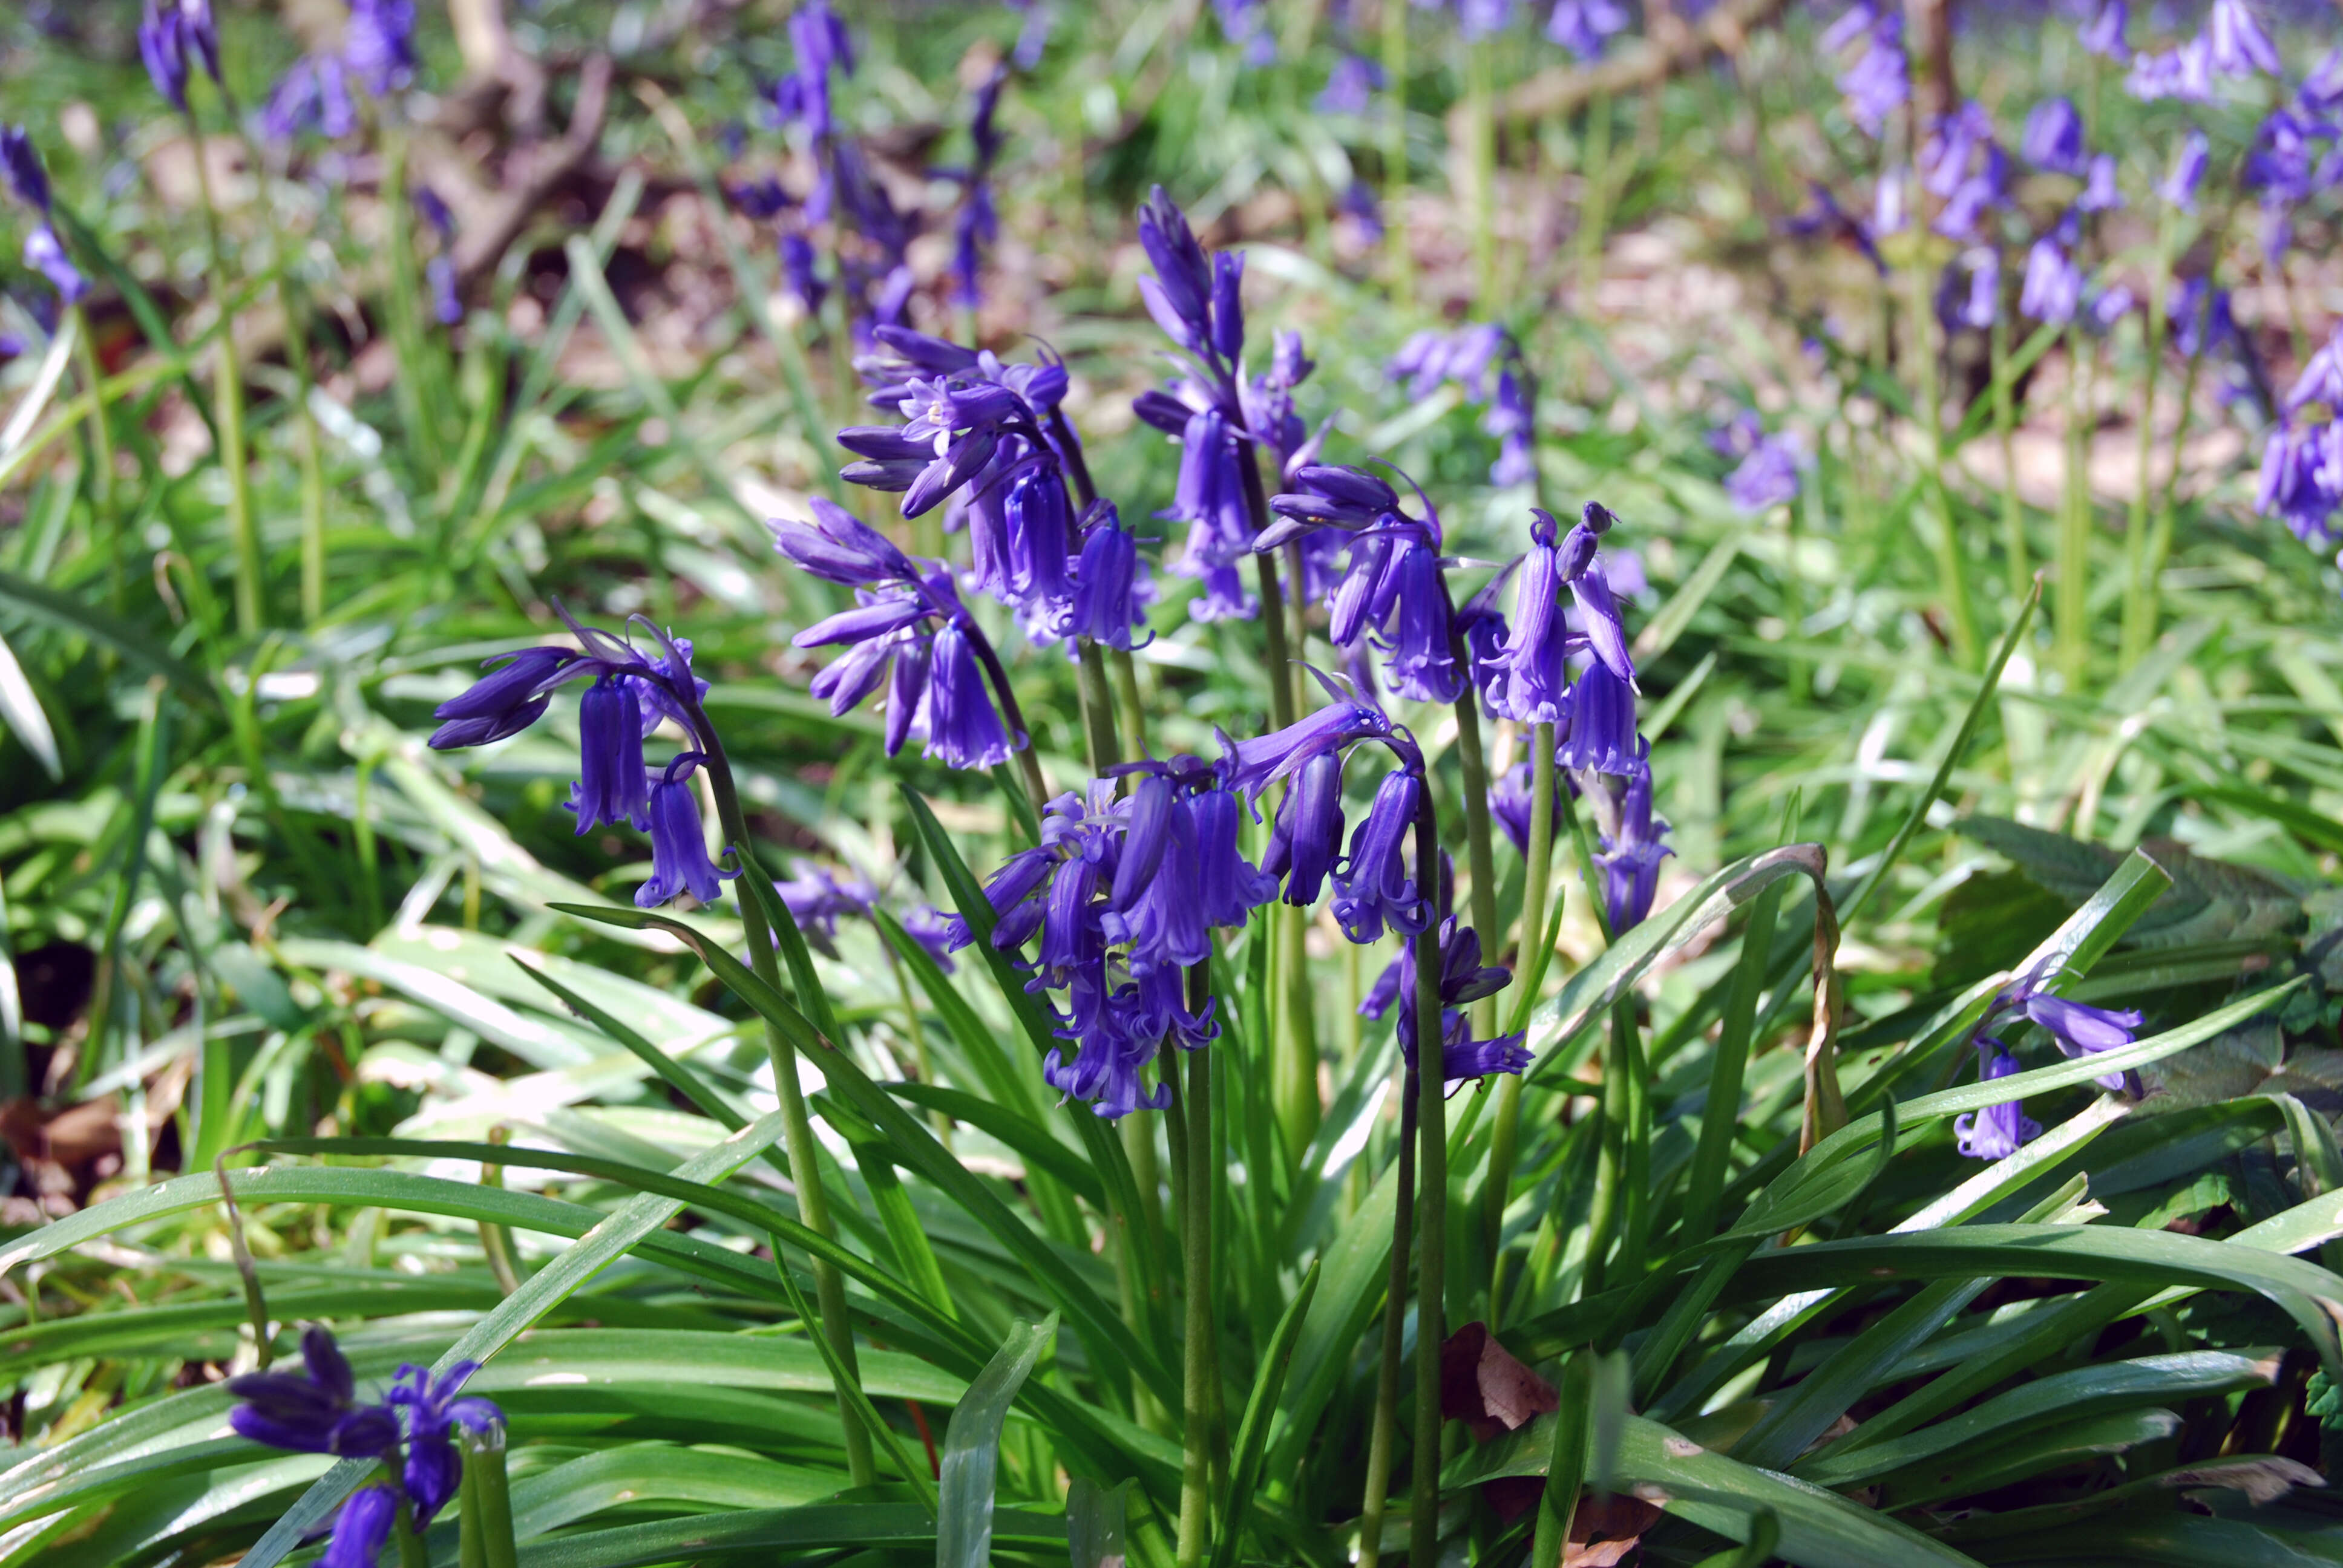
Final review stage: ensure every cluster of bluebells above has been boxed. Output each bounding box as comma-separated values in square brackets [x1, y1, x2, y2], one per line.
[228, 1325, 501, 1568]
[1710, 411, 1803, 514]
[1954, 967, 2144, 1160]
[2257, 327, 2343, 554]
[427, 608, 738, 911]
[1476, 505, 1673, 935]
[738, 2, 918, 339]
[1, 128, 87, 308]
[257, 0, 418, 140]
[137, 0, 223, 116]
[1387, 325, 1538, 489]
[1821, 2, 1907, 139]
[831, 326, 1150, 655]
[1267, 466, 1466, 705]
[1130, 188, 1342, 621]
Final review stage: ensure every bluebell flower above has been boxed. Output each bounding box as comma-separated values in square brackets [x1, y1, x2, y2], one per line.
[1591, 762, 1670, 932]
[1262, 748, 1346, 906]
[323, 1486, 398, 1568]
[2206, 0, 2280, 79]
[923, 621, 1018, 771]
[1936, 246, 2001, 335]
[2079, 0, 2129, 62]
[1714, 413, 1803, 512]
[389, 1361, 501, 1526]
[1826, 5, 1907, 139]
[1319, 54, 1383, 114]
[639, 754, 734, 908]
[902, 904, 960, 972]
[1557, 658, 1637, 776]
[1136, 186, 1217, 354]
[1065, 501, 1153, 649]
[570, 676, 651, 835]
[427, 645, 575, 748]
[1213, 0, 1277, 65]
[2, 128, 51, 215]
[226, 1325, 400, 1459]
[260, 56, 359, 142]
[140, 0, 220, 112]
[776, 861, 876, 955]
[1953, 1040, 2040, 1159]
[2020, 235, 2082, 325]
[2022, 991, 2141, 1089]
[1331, 768, 1432, 944]
[2128, 36, 2212, 103]
[1546, 0, 1627, 60]
[2022, 97, 2087, 177]
[779, 232, 827, 313]
[1009, 0, 1055, 68]
[2166, 278, 2235, 359]
[2158, 131, 2210, 212]
[1385, 325, 1534, 488]
[1359, 918, 1529, 1085]
[2258, 420, 2341, 550]
[21, 226, 87, 305]
[2078, 153, 2123, 214]
[1487, 505, 1631, 726]
[344, 0, 419, 96]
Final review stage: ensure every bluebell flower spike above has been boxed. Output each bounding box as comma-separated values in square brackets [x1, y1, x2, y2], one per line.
[638, 754, 736, 909]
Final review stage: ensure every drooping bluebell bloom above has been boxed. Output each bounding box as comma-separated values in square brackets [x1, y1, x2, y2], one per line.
[2128, 36, 2212, 103]
[21, 226, 87, 305]
[1921, 103, 2007, 243]
[260, 56, 358, 142]
[2258, 419, 2342, 550]
[1319, 54, 1383, 115]
[951, 65, 1008, 306]
[1953, 1040, 2040, 1159]
[226, 1325, 400, 1459]
[344, 0, 420, 96]
[779, 232, 827, 313]
[2206, 0, 2281, 79]
[1712, 412, 1803, 512]
[1937, 246, 2000, 335]
[2159, 130, 2210, 212]
[1213, 0, 1277, 65]
[1358, 918, 1529, 1085]
[1065, 501, 1152, 649]
[924, 621, 1018, 771]
[140, 0, 220, 112]
[1217, 679, 1410, 799]
[1556, 658, 1637, 776]
[2166, 277, 2235, 360]
[1331, 768, 1431, 944]
[638, 754, 733, 908]
[1486, 505, 1632, 727]
[2245, 110, 2338, 263]
[2079, 0, 2129, 62]
[1136, 186, 1216, 354]
[2020, 234, 2082, 325]
[2078, 153, 2124, 214]
[389, 1361, 501, 1526]
[571, 676, 650, 834]
[2022, 97, 2087, 177]
[2, 129, 51, 215]
[1546, 0, 1627, 60]
[1591, 760, 1671, 932]
[323, 1487, 398, 1568]
[1262, 747, 1346, 906]
[776, 861, 877, 955]
[1824, 4, 1907, 139]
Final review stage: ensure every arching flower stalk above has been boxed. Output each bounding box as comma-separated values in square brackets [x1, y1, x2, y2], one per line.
[425, 604, 878, 1488]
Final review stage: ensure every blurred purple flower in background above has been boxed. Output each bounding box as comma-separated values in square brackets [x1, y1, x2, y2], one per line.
[1319, 54, 1384, 114]
[2019, 234, 2082, 325]
[1214, 0, 1277, 64]
[2205, 0, 2281, 79]
[2022, 97, 2086, 177]
[1547, 0, 1628, 59]
[1712, 411, 1804, 511]
[2079, 0, 2129, 62]
[1825, 4, 1909, 138]
[2158, 129, 2210, 212]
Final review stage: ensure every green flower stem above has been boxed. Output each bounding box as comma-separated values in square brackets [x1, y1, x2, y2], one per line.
[1356, 1062, 1418, 1568]
[2056, 325, 2092, 692]
[1174, 966, 1216, 1568]
[2140, 333, 2210, 658]
[184, 116, 262, 635]
[688, 722, 876, 1489]
[396, 1495, 429, 1568]
[65, 305, 123, 618]
[1581, 1002, 1628, 1299]
[1990, 309, 2027, 602]
[1480, 719, 1555, 1299]
[1614, 995, 1650, 1279]
[1382, 0, 1412, 306]
[1451, 694, 1502, 1040]
[2120, 211, 2172, 667]
[1078, 638, 1122, 780]
[458, 1425, 519, 1568]
[1112, 647, 1150, 760]
[1407, 795, 1449, 1568]
[277, 260, 329, 625]
[1908, 255, 1978, 668]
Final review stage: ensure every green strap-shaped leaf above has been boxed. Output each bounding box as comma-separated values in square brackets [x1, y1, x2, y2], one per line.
[1208, 1258, 1321, 1568]
[937, 1315, 1058, 1568]
[0, 568, 215, 710]
[502, 1502, 1069, 1568]
[546, 900, 1179, 1413]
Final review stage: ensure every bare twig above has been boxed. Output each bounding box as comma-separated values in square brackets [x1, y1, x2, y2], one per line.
[1470, 0, 1791, 130]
